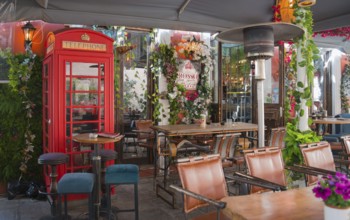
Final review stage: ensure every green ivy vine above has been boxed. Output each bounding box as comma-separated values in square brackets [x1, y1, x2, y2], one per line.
[283, 4, 321, 168]
[341, 65, 350, 112]
[0, 49, 42, 182]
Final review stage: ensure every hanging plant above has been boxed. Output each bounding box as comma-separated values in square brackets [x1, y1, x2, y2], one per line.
[283, 4, 321, 170]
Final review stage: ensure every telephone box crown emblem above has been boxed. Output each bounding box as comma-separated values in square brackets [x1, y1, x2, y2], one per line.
[81, 33, 90, 41]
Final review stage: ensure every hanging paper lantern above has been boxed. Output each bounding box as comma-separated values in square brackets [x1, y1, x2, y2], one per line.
[278, 0, 295, 23]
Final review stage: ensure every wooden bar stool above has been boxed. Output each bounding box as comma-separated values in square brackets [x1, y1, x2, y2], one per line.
[105, 164, 139, 220]
[38, 152, 68, 218]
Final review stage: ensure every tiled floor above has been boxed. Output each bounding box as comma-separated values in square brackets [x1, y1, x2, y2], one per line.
[0, 165, 216, 220]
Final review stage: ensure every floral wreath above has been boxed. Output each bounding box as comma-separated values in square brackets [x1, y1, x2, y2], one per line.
[151, 37, 213, 124]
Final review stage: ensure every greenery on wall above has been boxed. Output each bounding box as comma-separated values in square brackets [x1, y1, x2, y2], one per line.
[283, 5, 321, 168]
[341, 65, 350, 112]
[0, 50, 43, 182]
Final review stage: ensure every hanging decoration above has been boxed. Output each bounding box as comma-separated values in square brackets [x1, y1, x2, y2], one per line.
[273, 0, 295, 23]
[151, 37, 213, 124]
[313, 27, 350, 41]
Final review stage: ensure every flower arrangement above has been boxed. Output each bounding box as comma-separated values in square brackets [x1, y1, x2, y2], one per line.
[175, 37, 213, 123]
[312, 172, 350, 208]
[151, 36, 213, 124]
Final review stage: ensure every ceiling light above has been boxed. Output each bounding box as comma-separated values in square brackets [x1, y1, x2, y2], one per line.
[298, 0, 316, 7]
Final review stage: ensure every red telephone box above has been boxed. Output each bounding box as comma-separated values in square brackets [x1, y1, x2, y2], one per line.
[42, 29, 115, 189]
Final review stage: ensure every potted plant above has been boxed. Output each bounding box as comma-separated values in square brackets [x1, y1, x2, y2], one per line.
[312, 172, 350, 219]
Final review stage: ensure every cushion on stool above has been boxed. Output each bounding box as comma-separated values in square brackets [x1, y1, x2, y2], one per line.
[38, 153, 68, 165]
[91, 149, 118, 161]
[105, 164, 139, 184]
[58, 173, 95, 194]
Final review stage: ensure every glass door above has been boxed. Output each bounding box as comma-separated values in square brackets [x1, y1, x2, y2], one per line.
[65, 60, 107, 172]
[222, 44, 252, 123]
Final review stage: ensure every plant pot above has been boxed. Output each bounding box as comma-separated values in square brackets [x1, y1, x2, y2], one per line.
[324, 204, 350, 220]
[0, 181, 7, 196]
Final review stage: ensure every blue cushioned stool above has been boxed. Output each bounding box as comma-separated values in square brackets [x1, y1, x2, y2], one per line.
[105, 164, 139, 220]
[57, 173, 95, 219]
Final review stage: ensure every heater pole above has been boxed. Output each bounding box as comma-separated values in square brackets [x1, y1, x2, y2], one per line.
[255, 59, 265, 147]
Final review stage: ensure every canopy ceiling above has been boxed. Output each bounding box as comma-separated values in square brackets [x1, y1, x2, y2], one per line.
[6, 0, 350, 33]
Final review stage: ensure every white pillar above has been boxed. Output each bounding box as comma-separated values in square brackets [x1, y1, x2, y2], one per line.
[296, 46, 309, 132]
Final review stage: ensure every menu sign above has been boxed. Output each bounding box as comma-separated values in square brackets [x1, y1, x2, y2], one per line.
[176, 60, 200, 90]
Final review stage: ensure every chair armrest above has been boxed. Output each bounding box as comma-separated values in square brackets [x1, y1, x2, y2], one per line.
[226, 172, 287, 191]
[286, 164, 337, 176]
[169, 184, 226, 210]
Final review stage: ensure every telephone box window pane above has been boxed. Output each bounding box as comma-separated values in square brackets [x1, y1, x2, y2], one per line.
[44, 94, 48, 105]
[101, 79, 104, 91]
[66, 108, 71, 122]
[72, 108, 98, 121]
[72, 93, 98, 105]
[72, 62, 98, 76]
[73, 78, 98, 91]
[100, 94, 104, 105]
[66, 93, 71, 106]
[66, 124, 71, 136]
[100, 64, 105, 76]
[66, 62, 70, 76]
[100, 108, 104, 119]
[66, 78, 70, 91]
[72, 123, 98, 134]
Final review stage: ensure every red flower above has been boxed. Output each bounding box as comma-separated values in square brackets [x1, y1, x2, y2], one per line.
[186, 91, 199, 101]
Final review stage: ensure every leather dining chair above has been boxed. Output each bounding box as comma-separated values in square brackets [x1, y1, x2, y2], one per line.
[169, 154, 230, 220]
[238, 146, 287, 194]
[299, 141, 348, 185]
[339, 135, 350, 174]
[212, 133, 242, 172]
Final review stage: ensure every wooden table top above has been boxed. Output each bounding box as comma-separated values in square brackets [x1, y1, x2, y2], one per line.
[313, 117, 350, 125]
[221, 186, 323, 220]
[73, 133, 124, 144]
[151, 122, 258, 136]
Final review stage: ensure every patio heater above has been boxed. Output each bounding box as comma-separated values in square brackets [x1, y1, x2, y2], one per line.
[217, 22, 304, 147]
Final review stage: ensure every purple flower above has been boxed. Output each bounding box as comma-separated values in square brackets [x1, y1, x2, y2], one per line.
[313, 172, 350, 208]
[313, 186, 332, 200]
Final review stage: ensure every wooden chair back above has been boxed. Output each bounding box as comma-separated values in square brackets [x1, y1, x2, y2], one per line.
[244, 146, 286, 193]
[176, 154, 228, 214]
[300, 141, 336, 185]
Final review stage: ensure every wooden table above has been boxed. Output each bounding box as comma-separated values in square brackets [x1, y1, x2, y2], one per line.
[73, 133, 123, 220]
[221, 186, 323, 220]
[151, 122, 258, 207]
[151, 122, 258, 137]
[313, 117, 350, 136]
[314, 117, 350, 125]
